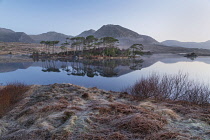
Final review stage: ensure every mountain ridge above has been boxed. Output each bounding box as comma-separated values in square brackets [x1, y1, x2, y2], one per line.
[0, 25, 158, 47]
[0, 28, 34, 43]
[0, 28, 15, 34]
[162, 40, 210, 49]
[29, 32, 72, 44]
[77, 29, 96, 37]
[2, 25, 210, 51]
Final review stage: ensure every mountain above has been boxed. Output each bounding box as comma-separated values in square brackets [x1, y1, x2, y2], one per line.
[0, 28, 14, 34]
[77, 29, 96, 37]
[0, 27, 72, 44]
[30, 32, 72, 44]
[77, 24, 158, 49]
[0, 28, 34, 43]
[162, 40, 210, 49]
[94, 24, 143, 38]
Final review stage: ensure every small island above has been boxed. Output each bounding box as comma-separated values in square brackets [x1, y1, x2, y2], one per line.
[31, 36, 145, 61]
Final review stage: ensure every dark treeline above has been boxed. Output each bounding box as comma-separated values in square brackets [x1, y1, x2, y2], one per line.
[40, 41, 60, 54]
[38, 36, 144, 58]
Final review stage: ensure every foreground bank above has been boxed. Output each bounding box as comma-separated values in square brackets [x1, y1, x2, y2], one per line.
[0, 84, 210, 140]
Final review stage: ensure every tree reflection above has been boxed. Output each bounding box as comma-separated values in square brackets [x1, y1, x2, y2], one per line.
[129, 59, 144, 70]
[40, 58, 143, 77]
[41, 60, 60, 72]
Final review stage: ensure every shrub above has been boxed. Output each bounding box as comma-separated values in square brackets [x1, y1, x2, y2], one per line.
[0, 82, 29, 117]
[125, 72, 210, 105]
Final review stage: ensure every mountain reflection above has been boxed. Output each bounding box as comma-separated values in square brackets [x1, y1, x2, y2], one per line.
[39, 59, 143, 77]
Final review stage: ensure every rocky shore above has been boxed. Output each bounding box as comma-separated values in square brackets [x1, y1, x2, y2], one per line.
[0, 84, 210, 140]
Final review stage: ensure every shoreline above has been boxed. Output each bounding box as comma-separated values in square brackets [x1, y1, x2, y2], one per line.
[0, 53, 210, 63]
[1, 52, 210, 64]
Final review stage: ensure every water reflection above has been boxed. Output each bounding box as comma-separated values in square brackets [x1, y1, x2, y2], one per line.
[41, 60, 61, 72]
[38, 59, 143, 77]
[2, 54, 210, 91]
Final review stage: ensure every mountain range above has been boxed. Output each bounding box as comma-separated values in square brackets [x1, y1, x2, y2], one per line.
[161, 40, 210, 49]
[0, 25, 158, 48]
[1, 25, 210, 51]
[0, 28, 34, 43]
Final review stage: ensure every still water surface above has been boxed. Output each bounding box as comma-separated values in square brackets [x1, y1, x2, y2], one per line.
[1, 54, 210, 91]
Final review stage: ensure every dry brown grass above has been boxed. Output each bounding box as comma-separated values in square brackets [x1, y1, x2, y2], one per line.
[115, 114, 165, 135]
[79, 134, 105, 140]
[89, 102, 168, 139]
[107, 132, 128, 140]
[58, 98, 69, 104]
[145, 132, 184, 140]
[94, 103, 140, 116]
[139, 101, 156, 111]
[51, 131, 71, 140]
[1, 83, 208, 139]
[40, 104, 68, 112]
[155, 109, 180, 120]
[69, 106, 83, 111]
[81, 93, 90, 99]
[165, 101, 210, 124]
[0, 83, 29, 117]
[79, 131, 128, 140]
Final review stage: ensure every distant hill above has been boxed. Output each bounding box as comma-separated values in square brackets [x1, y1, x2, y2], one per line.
[77, 29, 96, 37]
[30, 32, 72, 44]
[0, 28, 14, 34]
[0, 28, 73, 44]
[0, 28, 34, 43]
[77, 24, 158, 49]
[162, 40, 210, 49]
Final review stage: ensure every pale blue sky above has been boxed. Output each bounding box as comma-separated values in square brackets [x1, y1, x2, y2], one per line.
[0, 0, 210, 42]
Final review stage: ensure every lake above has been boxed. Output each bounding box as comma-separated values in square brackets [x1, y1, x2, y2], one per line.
[1, 54, 210, 91]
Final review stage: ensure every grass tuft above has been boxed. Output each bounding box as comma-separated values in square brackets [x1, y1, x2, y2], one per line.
[114, 114, 165, 136]
[145, 132, 184, 140]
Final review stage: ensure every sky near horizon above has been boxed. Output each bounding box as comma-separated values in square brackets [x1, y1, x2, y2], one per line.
[0, 0, 210, 42]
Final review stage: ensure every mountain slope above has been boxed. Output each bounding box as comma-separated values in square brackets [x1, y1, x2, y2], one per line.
[76, 25, 158, 49]
[0, 28, 34, 43]
[162, 40, 210, 49]
[0, 28, 15, 34]
[30, 32, 72, 44]
[94, 24, 158, 49]
[94, 25, 141, 38]
[77, 29, 96, 37]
